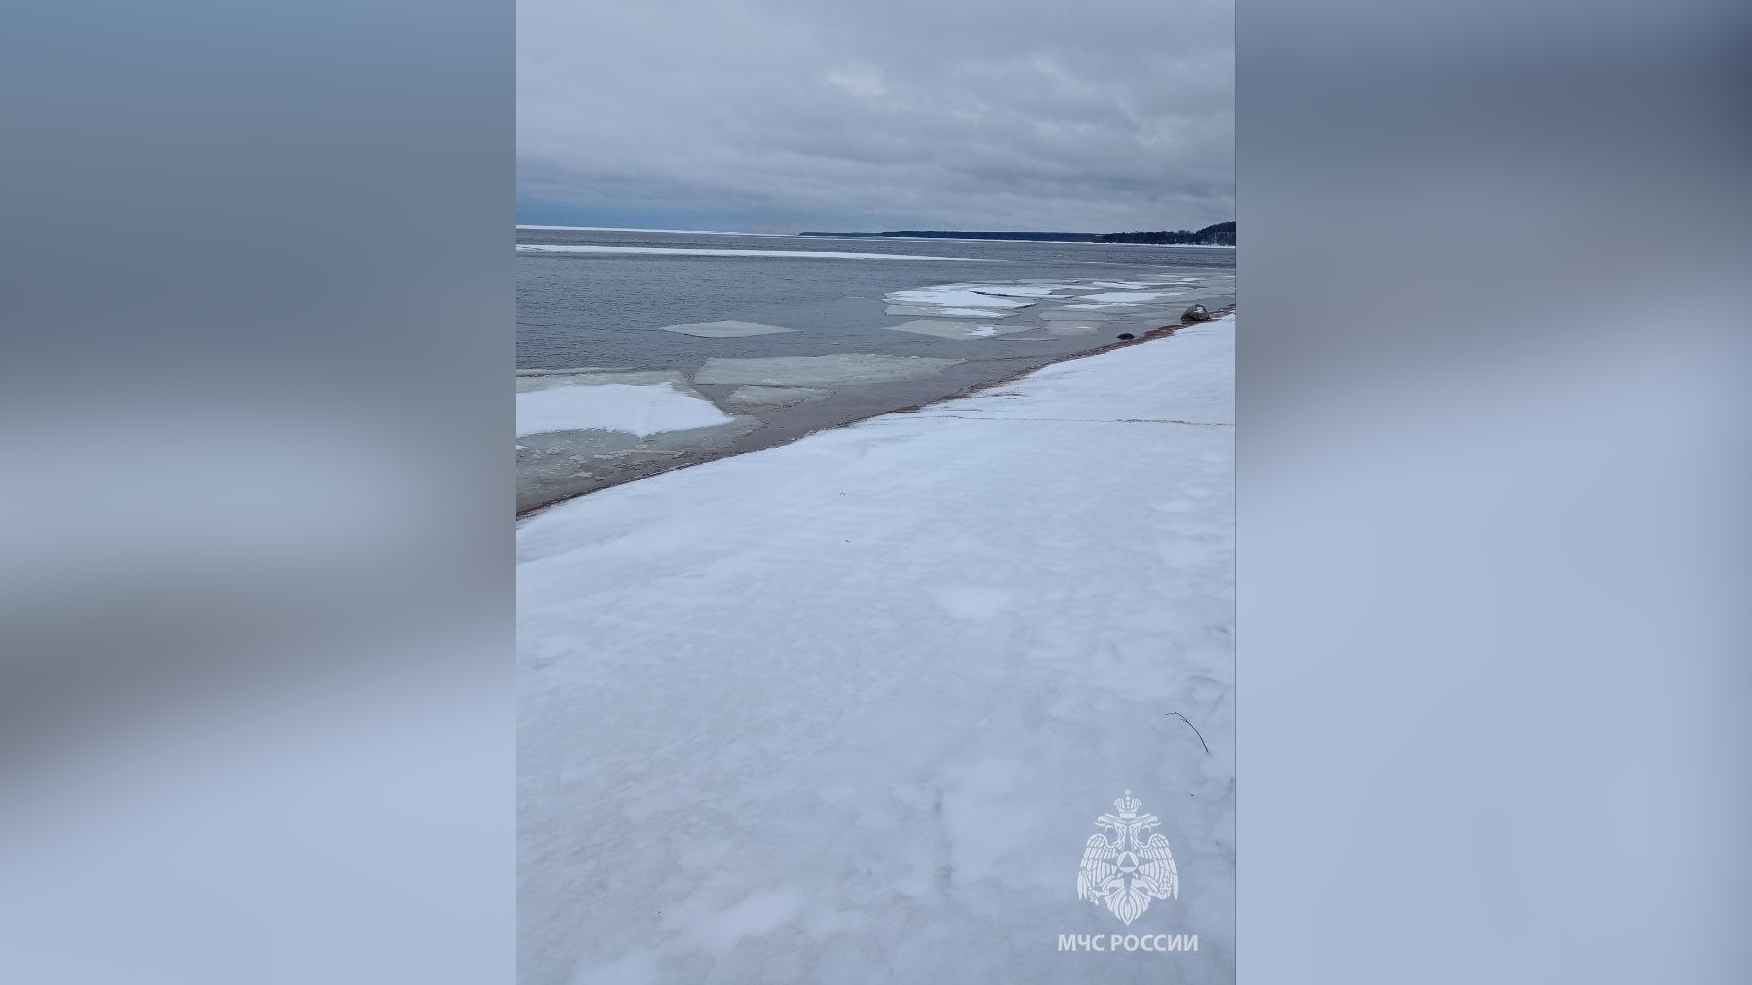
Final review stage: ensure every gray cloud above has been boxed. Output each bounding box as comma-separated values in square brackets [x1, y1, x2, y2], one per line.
[517, 0, 1233, 232]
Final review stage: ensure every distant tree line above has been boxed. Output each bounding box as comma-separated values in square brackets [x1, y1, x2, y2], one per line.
[798, 222, 1234, 245]
[798, 230, 1099, 241]
[1094, 222, 1234, 246]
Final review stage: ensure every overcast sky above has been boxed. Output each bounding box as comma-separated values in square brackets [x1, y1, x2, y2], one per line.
[517, 0, 1232, 233]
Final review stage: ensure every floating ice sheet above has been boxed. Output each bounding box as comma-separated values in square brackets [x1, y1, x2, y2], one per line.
[725, 385, 831, 407]
[659, 320, 796, 338]
[1080, 291, 1172, 303]
[884, 288, 1035, 310]
[515, 410, 763, 513]
[696, 354, 963, 386]
[884, 304, 1018, 319]
[516, 366, 640, 377]
[882, 319, 1035, 340]
[517, 370, 692, 391]
[964, 284, 1065, 297]
[515, 378, 731, 437]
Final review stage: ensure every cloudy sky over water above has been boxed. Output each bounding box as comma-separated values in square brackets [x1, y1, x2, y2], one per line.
[517, 0, 1233, 233]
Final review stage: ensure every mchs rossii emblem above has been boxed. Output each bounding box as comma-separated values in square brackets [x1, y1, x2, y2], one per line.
[1076, 790, 1180, 925]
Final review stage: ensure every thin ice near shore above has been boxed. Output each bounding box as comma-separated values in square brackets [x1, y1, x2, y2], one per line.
[514, 379, 730, 438]
[518, 316, 1236, 985]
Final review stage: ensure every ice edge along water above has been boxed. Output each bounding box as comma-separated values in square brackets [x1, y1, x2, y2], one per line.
[518, 244, 1001, 262]
[514, 380, 731, 438]
[518, 316, 1236, 985]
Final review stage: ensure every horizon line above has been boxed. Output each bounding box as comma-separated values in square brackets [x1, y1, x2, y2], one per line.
[515, 224, 794, 237]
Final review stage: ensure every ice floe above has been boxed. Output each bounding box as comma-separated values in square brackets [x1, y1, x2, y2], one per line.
[724, 385, 831, 407]
[516, 414, 763, 514]
[962, 284, 1065, 297]
[516, 376, 731, 437]
[1080, 291, 1172, 303]
[516, 369, 688, 391]
[515, 366, 636, 376]
[882, 319, 1035, 340]
[883, 287, 1035, 310]
[695, 354, 962, 386]
[884, 304, 1019, 319]
[658, 320, 796, 338]
[1038, 307, 1116, 321]
[880, 277, 1223, 331]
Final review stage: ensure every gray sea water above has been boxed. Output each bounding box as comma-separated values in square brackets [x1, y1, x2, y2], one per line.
[516, 227, 1235, 513]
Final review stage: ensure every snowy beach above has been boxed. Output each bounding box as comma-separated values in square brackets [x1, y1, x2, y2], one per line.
[518, 316, 1236, 984]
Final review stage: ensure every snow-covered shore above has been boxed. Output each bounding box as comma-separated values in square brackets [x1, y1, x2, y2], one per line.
[518, 316, 1235, 984]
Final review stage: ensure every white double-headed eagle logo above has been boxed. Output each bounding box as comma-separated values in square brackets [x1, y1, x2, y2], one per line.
[1076, 790, 1180, 925]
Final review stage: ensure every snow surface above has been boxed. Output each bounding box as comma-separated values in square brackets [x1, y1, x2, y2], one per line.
[515, 381, 731, 437]
[659, 320, 797, 339]
[518, 316, 1236, 984]
[517, 245, 996, 262]
[695, 354, 963, 386]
